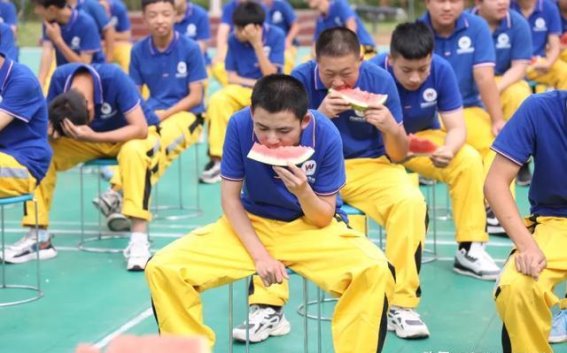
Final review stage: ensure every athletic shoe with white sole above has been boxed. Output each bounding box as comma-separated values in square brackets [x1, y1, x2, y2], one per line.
[486, 207, 506, 235]
[387, 306, 430, 339]
[199, 160, 221, 184]
[0, 230, 57, 264]
[550, 309, 567, 343]
[232, 305, 291, 343]
[93, 189, 123, 217]
[123, 239, 151, 271]
[454, 242, 501, 280]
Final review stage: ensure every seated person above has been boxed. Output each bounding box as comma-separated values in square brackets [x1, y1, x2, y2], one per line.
[100, 0, 132, 72]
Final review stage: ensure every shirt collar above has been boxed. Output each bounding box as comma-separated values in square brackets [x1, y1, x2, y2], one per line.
[149, 31, 179, 55]
[63, 64, 104, 105]
[0, 55, 14, 94]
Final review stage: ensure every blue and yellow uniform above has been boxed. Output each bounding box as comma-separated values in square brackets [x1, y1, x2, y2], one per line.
[371, 53, 488, 244]
[511, 0, 567, 89]
[0, 56, 52, 198]
[422, 11, 497, 176]
[289, 60, 427, 309]
[145, 107, 395, 353]
[22, 63, 160, 227]
[207, 24, 285, 158]
[314, 0, 375, 55]
[108, 0, 132, 71]
[265, 0, 297, 73]
[174, 2, 211, 65]
[471, 8, 533, 121]
[128, 32, 206, 179]
[492, 90, 567, 353]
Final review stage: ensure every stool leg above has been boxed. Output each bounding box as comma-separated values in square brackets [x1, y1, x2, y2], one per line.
[432, 183, 437, 257]
[96, 166, 103, 239]
[303, 278, 308, 353]
[317, 288, 322, 353]
[80, 167, 85, 245]
[245, 277, 250, 353]
[178, 154, 183, 209]
[228, 283, 233, 353]
[195, 144, 201, 212]
[1, 205, 5, 288]
[33, 199, 41, 292]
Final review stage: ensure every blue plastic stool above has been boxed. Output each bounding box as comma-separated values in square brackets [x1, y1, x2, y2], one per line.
[0, 193, 43, 306]
[79, 158, 127, 253]
[228, 269, 321, 353]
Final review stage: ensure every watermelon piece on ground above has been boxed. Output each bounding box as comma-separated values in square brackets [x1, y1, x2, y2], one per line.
[247, 142, 315, 166]
[329, 87, 388, 116]
[408, 134, 438, 155]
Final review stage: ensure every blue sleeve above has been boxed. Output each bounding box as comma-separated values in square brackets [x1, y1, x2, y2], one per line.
[312, 119, 346, 195]
[474, 21, 496, 65]
[186, 41, 207, 83]
[281, 1, 297, 25]
[221, 2, 234, 25]
[114, 1, 131, 32]
[491, 95, 537, 165]
[221, 116, 245, 180]
[436, 59, 463, 112]
[1, 2, 17, 26]
[336, 0, 356, 23]
[46, 69, 66, 102]
[78, 16, 103, 52]
[115, 71, 142, 114]
[88, 1, 111, 31]
[548, 2, 563, 35]
[128, 45, 144, 86]
[511, 16, 533, 61]
[0, 25, 17, 61]
[383, 73, 403, 124]
[269, 30, 285, 68]
[0, 76, 43, 122]
[368, 53, 386, 68]
[313, 20, 323, 40]
[225, 37, 237, 72]
[195, 8, 211, 40]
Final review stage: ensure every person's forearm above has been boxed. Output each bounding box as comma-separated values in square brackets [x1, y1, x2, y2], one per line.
[383, 124, 408, 162]
[104, 26, 116, 62]
[475, 69, 504, 124]
[198, 40, 207, 55]
[443, 126, 466, 155]
[161, 89, 203, 120]
[89, 123, 147, 143]
[227, 73, 256, 87]
[53, 39, 85, 63]
[497, 63, 528, 92]
[286, 22, 300, 47]
[114, 30, 131, 42]
[295, 188, 335, 227]
[38, 47, 53, 86]
[545, 39, 560, 66]
[222, 196, 271, 261]
[253, 43, 278, 76]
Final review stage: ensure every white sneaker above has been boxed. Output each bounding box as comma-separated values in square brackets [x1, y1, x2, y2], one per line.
[454, 242, 501, 280]
[486, 207, 506, 234]
[199, 160, 221, 184]
[93, 189, 123, 217]
[232, 305, 291, 343]
[387, 306, 430, 339]
[123, 240, 151, 271]
[0, 230, 57, 264]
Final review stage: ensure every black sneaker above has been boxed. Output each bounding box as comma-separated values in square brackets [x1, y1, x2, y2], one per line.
[486, 207, 506, 235]
[516, 162, 532, 187]
[199, 160, 221, 184]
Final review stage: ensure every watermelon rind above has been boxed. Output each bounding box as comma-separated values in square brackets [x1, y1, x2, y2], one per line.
[329, 88, 388, 115]
[247, 145, 315, 166]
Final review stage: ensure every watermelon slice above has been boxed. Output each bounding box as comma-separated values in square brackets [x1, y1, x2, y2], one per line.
[247, 142, 315, 166]
[408, 134, 438, 155]
[329, 88, 388, 116]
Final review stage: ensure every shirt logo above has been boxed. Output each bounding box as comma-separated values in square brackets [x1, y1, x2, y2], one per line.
[272, 11, 283, 23]
[420, 88, 437, 108]
[496, 33, 511, 49]
[110, 16, 118, 27]
[100, 102, 116, 119]
[456, 36, 474, 54]
[263, 46, 271, 57]
[186, 23, 197, 37]
[534, 17, 547, 32]
[176, 61, 188, 78]
[301, 160, 317, 183]
[71, 36, 81, 50]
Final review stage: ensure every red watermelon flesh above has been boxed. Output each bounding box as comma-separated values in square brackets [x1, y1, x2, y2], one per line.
[561, 33, 567, 46]
[247, 142, 315, 166]
[330, 88, 388, 114]
[408, 134, 438, 155]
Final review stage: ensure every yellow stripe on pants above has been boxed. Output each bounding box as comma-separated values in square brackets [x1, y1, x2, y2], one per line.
[495, 216, 567, 353]
[404, 129, 488, 243]
[0, 152, 37, 198]
[146, 214, 394, 353]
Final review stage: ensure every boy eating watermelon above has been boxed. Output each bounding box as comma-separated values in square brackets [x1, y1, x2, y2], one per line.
[145, 74, 395, 353]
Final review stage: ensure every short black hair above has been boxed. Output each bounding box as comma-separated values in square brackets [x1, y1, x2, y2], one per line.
[315, 27, 360, 59]
[233, 2, 265, 28]
[48, 89, 89, 136]
[251, 74, 308, 120]
[31, 0, 66, 9]
[141, 0, 174, 11]
[390, 21, 434, 60]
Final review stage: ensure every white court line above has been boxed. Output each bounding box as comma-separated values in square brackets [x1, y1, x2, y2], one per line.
[2, 228, 187, 238]
[93, 307, 154, 349]
[2, 220, 203, 229]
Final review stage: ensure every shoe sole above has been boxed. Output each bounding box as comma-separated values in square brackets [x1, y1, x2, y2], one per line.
[108, 216, 131, 232]
[487, 225, 506, 234]
[453, 266, 499, 281]
[2, 248, 58, 264]
[549, 335, 567, 343]
[198, 176, 222, 184]
[127, 264, 146, 272]
[386, 322, 430, 339]
[232, 318, 291, 343]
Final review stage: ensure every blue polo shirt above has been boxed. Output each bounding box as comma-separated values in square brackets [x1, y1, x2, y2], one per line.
[47, 63, 159, 133]
[0, 57, 52, 182]
[108, 0, 130, 33]
[0, 22, 17, 61]
[511, 0, 562, 57]
[471, 8, 532, 75]
[421, 11, 495, 108]
[221, 0, 269, 30]
[314, 0, 375, 47]
[174, 2, 211, 64]
[492, 91, 567, 217]
[221, 107, 346, 222]
[130, 32, 207, 114]
[370, 53, 462, 134]
[225, 24, 285, 80]
[75, 0, 112, 35]
[266, 0, 296, 36]
[0, 0, 16, 27]
[41, 9, 106, 66]
[292, 60, 403, 159]
[562, 12, 567, 33]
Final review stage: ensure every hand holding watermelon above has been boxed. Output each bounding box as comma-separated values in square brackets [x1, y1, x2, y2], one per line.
[527, 56, 550, 75]
[429, 145, 454, 168]
[319, 89, 353, 118]
[328, 88, 388, 117]
[272, 163, 310, 197]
